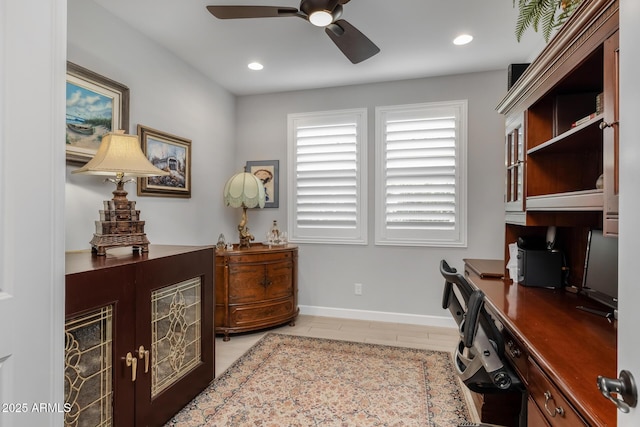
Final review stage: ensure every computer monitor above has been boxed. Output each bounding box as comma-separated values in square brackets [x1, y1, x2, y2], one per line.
[581, 229, 618, 311]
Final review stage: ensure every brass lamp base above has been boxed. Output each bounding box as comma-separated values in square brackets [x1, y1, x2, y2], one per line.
[238, 230, 253, 249]
[237, 206, 255, 248]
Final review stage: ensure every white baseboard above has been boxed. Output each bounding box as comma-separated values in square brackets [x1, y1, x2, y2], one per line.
[299, 305, 457, 329]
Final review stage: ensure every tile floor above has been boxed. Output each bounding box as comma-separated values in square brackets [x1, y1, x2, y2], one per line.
[213, 315, 479, 422]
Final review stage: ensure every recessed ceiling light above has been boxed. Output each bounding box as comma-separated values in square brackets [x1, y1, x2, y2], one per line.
[247, 62, 264, 71]
[453, 34, 473, 46]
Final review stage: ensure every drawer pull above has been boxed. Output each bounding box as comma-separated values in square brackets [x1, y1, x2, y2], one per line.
[544, 391, 565, 417]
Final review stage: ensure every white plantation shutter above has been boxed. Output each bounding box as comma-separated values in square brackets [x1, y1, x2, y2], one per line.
[288, 109, 367, 244]
[375, 101, 467, 246]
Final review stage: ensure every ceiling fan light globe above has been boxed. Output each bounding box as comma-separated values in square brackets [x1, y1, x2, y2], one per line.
[309, 10, 333, 27]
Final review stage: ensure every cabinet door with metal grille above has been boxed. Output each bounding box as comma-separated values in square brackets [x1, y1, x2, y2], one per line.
[133, 250, 214, 426]
[65, 264, 136, 427]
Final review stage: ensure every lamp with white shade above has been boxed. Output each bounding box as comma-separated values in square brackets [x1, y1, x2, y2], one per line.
[223, 172, 266, 248]
[72, 130, 169, 256]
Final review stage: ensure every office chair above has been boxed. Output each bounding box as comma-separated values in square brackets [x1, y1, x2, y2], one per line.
[440, 259, 522, 394]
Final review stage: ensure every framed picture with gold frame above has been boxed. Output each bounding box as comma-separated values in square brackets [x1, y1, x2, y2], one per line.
[66, 62, 129, 163]
[137, 125, 191, 198]
[246, 160, 279, 208]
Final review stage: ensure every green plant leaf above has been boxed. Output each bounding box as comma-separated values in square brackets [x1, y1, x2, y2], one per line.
[541, 0, 559, 41]
[514, 0, 584, 43]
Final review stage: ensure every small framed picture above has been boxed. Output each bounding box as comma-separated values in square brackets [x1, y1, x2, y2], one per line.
[65, 62, 129, 163]
[137, 125, 191, 198]
[246, 160, 279, 208]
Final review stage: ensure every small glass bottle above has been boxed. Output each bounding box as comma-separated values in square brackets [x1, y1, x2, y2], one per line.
[216, 233, 226, 250]
[270, 220, 280, 243]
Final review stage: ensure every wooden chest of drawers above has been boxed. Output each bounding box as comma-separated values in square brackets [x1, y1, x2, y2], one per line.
[215, 243, 298, 340]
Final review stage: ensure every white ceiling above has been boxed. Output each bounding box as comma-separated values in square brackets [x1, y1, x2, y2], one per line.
[93, 0, 548, 96]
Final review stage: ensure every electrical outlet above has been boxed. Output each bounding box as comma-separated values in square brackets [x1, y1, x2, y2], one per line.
[354, 283, 363, 295]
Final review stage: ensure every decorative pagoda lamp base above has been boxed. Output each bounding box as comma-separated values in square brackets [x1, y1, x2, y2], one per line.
[90, 234, 150, 256]
[90, 174, 152, 256]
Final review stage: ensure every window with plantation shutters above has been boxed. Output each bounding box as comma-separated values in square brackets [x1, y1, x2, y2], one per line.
[287, 109, 367, 244]
[375, 101, 467, 247]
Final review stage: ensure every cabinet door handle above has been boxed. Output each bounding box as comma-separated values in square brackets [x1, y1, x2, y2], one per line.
[544, 391, 564, 417]
[599, 121, 619, 129]
[137, 345, 150, 374]
[125, 352, 138, 382]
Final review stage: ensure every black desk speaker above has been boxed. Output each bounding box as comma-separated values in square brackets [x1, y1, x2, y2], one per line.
[508, 63, 530, 89]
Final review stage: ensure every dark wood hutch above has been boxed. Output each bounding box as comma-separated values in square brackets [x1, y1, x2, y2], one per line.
[467, 0, 620, 426]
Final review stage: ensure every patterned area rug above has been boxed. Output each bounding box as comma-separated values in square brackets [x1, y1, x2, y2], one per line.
[166, 333, 472, 426]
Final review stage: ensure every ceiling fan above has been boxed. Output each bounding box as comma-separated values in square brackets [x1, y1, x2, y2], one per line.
[206, 0, 380, 64]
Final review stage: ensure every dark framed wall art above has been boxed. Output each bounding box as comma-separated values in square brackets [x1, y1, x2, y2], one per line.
[246, 160, 279, 208]
[137, 125, 192, 198]
[65, 62, 130, 163]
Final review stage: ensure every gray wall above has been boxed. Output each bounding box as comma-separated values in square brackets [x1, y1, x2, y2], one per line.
[66, 0, 507, 324]
[236, 72, 507, 323]
[66, 0, 237, 250]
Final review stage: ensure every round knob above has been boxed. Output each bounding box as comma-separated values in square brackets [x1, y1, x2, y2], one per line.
[599, 121, 618, 130]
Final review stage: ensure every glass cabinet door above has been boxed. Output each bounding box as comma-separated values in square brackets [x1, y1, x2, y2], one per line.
[134, 249, 214, 427]
[505, 113, 525, 222]
[65, 263, 137, 427]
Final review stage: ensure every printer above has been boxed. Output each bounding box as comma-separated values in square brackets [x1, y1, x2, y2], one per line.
[517, 236, 564, 288]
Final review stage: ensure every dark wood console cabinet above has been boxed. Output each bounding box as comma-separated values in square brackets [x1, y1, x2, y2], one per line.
[65, 245, 214, 427]
[215, 244, 299, 341]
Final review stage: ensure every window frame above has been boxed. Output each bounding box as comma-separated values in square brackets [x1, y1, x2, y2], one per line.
[374, 100, 468, 247]
[287, 108, 368, 245]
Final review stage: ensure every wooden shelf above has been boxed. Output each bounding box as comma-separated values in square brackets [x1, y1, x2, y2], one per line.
[527, 114, 603, 155]
[526, 189, 603, 211]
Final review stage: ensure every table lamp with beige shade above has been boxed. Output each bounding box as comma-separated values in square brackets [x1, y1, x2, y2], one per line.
[72, 130, 169, 255]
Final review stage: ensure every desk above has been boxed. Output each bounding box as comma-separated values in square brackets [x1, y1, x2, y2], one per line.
[463, 259, 617, 427]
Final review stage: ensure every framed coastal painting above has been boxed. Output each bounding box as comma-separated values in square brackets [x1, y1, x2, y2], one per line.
[137, 125, 192, 198]
[246, 160, 279, 208]
[65, 62, 129, 163]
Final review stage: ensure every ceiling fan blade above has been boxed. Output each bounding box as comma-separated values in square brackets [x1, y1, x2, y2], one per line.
[325, 19, 380, 64]
[206, 5, 300, 19]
